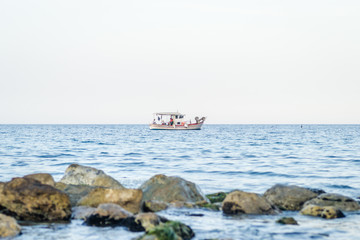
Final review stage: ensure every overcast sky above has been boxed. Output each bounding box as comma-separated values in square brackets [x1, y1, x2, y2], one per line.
[1, 0, 359, 124]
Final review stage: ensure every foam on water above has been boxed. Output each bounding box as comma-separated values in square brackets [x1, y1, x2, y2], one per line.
[1, 124, 360, 239]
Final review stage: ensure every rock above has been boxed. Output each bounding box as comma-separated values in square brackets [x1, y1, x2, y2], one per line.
[77, 188, 143, 214]
[71, 206, 96, 220]
[24, 173, 55, 187]
[55, 182, 96, 207]
[140, 174, 207, 204]
[84, 203, 144, 232]
[135, 213, 168, 231]
[142, 200, 169, 212]
[263, 184, 320, 211]
[0, 177, 71, 221]
[59, 164, 124, 189]
[276, 217, 298, 225]
[301, 205, 345, 219]
[194, 201, 220, 211]
[222, 190, 277, 215]
[303, 193, 360, 211]
[206, 192, 227, 203]
[0, 213, 21, 237]
[137, 221, 195, 240]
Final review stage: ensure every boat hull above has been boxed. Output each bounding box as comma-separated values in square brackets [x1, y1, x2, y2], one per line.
[149, 123, 203, 130]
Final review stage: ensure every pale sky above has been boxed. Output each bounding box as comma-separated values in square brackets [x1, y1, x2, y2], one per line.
[1, 0, 359, 124]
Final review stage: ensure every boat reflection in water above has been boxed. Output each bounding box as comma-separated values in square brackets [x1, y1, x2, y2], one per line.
[149, 112, 206, 130]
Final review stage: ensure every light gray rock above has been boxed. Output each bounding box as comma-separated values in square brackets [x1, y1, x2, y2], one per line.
[303, 193, 360, 211]
[264, 184, 320, 211]
[0, 214, 21, 237]
[59, 164, 124, 189]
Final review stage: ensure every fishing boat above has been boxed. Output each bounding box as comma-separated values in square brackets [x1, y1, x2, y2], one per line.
[149, 112, 206, 130]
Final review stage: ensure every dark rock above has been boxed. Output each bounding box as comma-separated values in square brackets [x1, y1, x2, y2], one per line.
[222, 190, 277, 215]
[77, 188, 143, 214]
[55, 182, 96, 207]
[0, 213, 21, 237]
[0, 177, 71, 221]
[301, 205, 345, 219]
[264, 184, 320, 211]
[59, 164, 124, 189]
[206, 192, 227, 203]
[24, 173, 55, 187]
[303, 193, 360, 211]
[84, 203, 144, 232]
[276, 217, 298, 225]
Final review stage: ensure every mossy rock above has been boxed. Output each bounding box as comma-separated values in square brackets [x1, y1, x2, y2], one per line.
[206, 192, 227, 203]
[195, 201, 220, 211]
[138, 221, 194, 240]
[276, 217, 298, 225]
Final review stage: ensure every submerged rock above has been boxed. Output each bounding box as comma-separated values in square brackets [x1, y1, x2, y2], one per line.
[0, 213, 21, 237]
[140, 174, 207, 204]
[59, 164, 124, 189]
[24, 173, 55, 187]
[142, 200, 169, 212]
[71, 206, 96, 220]
[0, 177, 71, 221]
[276, 217, 298, 225]
[77, 188, 143, 214]
[301, 205, 345, 219]
[264, 184, 319, 211]
[206, 192, 227, 203]
[137, 221, 195, 240]
[55, 182, 96, 207]
[303, 193, 360, 211]
[222, 190, 277, 215]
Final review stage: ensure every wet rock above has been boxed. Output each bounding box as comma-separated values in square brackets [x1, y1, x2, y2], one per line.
[24, 173, 55, 187]
[0, 177, 71, 221]
[301, 205, 345, 219]
[264, 184, 319, 211]
[276, 217, 298, 225]
[77, 188, 142, 214]
[142, 200, 169, 212]
[137, 221, 195, 240]
[206, 192, 227, 203]
[0, 213, 21, 237]
[222, 190, 277, 215]
[194, 201, 220, 211]
[55, 182, 96, 207]
[71, 206, 96, 220]
[84, 203, 144, 232]
[303, 193, 360, 211]
[59, 164, 124, 189]
[135, 213, 168, 231]
[140, 174, 207, 204]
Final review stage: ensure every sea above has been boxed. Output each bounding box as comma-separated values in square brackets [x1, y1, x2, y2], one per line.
[0, 124, 359, 240]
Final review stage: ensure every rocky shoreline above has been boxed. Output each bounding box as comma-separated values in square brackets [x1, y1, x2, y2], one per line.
[0, 164, 359, 239]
